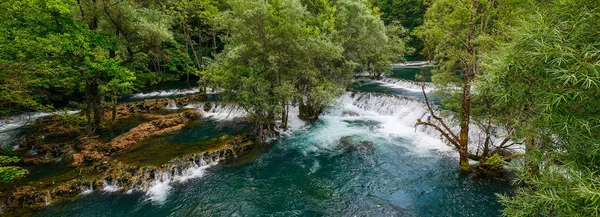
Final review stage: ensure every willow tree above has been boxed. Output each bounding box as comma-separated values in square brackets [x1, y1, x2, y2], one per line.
[479, 0, 600, 215]
[414, 0, 529, 172]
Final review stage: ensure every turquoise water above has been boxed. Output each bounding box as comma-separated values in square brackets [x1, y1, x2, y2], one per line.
[36, 109, 511, 217]
[31, 64, 512, 216]
[353, 79, 427, 100]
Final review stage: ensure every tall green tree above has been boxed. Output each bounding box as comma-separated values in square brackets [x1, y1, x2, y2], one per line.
[414, 0, 529, 172]
[335, 0, 409, 79]
[0, 0, 137, 130]
[368, 0, 426, 54]
[209, 0, 406, 141]
[479, 0, 600, 215]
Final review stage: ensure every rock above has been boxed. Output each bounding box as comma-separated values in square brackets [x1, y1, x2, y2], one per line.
[338, 136, 375, 153]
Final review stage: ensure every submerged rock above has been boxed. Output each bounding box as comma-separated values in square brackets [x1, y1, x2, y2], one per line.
[338, 136, 375, 153]
[72, 110, 202, 166]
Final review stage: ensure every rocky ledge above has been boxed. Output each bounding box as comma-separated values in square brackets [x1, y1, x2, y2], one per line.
[6, 134, 256, 210]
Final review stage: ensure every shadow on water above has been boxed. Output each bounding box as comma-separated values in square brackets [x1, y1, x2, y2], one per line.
[98, 115, 149, 141]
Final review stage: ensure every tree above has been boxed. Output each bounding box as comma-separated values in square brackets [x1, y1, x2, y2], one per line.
[478, 0, 600, 215]
[368, 0, 427, 54]
[0, 0, 138, 130]
[414, 0, 528, 172]
[334, 0, 408, 79]
[208, 0, 309, 141]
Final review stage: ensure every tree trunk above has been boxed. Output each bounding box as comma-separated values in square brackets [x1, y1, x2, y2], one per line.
[526, 138, 539, 175]
[212, 30, 217, 57]
[482, 99, 493, 157]
[183, 20, 202, 72]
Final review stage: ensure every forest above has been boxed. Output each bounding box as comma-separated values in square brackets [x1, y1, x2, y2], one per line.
[0, 0, 598, 216]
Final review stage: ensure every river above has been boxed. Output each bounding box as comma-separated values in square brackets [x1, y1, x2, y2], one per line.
[6, 63, 512, 216]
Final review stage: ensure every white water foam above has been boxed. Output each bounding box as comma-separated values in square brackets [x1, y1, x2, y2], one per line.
[288, 91, 516, 159]
[130, 87, 219, 100]
[377, 78, 436, 92]
[0, 110, 80, 146]
[0, 110, 80, 133]
[131, 88, 201, 99]
[166, 101, 179, 110]
[329, 93, 453, 155]
[102, 182, 121, 193]
[342, 92, 517, 156]
[183, 102, 247, 120]
[391, 61, 434, 69]
[146, 161, 218, 203]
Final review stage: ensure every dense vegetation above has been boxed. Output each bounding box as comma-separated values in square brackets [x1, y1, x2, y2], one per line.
[0, 0, 599, 215]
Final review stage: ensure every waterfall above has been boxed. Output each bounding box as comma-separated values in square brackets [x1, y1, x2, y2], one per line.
[145, 154, 219, 203]
[377, 78, 436, 92]
[320, 92, 513, 156]
[130, 88, 201, 99]
[0, 110, 80, 147]
[0, 110, 80, 133]
[102, 181, 121, 193]
[391, 61, 434, 69]
[166, 101, 179, 110]
[183, 102, 247, 120]
[81, 182, 93, 195]
[130, 87, 219, 100]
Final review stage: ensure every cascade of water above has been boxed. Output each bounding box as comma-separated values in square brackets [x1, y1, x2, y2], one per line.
[377, 78, 436, 92]
[129, 87, 219, 100]
[102, 181, 121, 193]
[165, 101, 179, 110]
[338, 92, 517, 155]
[391, 61, 434, 68]
[0, 110, 80, 133]
[130, 88, 201, 99]
[80, 182, 94, 195]
[145, 156, 219, 203]
[183, 102, 247, 120]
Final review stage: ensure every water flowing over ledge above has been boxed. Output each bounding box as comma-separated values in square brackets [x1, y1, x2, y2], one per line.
[0, 111, 80, 134]
[339, 92, 518, 155]
[7, 135, 256, 208]
[377, 78, 436, 92]
[391, 61, 434, 69]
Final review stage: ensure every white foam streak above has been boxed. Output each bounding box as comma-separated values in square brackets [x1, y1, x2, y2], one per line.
[330, 93, 453, 155]
[377, 78, 435, 92]
[0, 110, 80, 134]
[284, 106, 307, 132]
[391, 61, 434, 68]
[131, 88, 201, 99]
[184, 103, 247, 120]
[102, 182, 121, 193]
[166, 101, 179, 110]
[146, 162, 217, 203]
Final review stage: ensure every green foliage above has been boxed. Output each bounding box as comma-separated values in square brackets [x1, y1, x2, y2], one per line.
[478, 0, 600, 216]
[335, 0, 408, 78]
[209, 0, 407, 140]
[484, 153, 505, 170]
[0, 156, 28, 183]
[369, 0, 426, 54]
